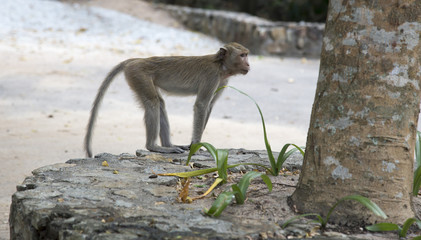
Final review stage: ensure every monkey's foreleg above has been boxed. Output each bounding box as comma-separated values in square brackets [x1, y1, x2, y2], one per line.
[191, 101, 209, 144]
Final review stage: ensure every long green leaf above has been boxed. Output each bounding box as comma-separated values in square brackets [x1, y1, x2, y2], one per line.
[416, 131, 421, 168]
[222, 86, 277, 176]
[316, 215, 326, 228]
[366, 223, 399, 232]
[260, 174, 273, 192]
[280, 144, 305, 162]
[231, 172, 273, 205]
[292, 144, 305, 156]
[232, 184, 244, 204]
[416, 218, 421, 229]
[281, 213, 322, 229]
[186, 143, 206, 166]
[186, 142, 218, 166]
[160, 162, 273, 179]
[216, 149, 229, 182]
[413, 166, 421, 196]
[240, 172, 273, 193]
[276, 144, 305, 173]
[326, 195, 387, 223]
[158, 167, 219, 178]
[275, 144, 292, 174]
[400, 218, 417, 237]
[197, 142, 218, 163]
[186, 142, 229, 182]
[237, 172, 262, 196]
[204, 191, 234, 217]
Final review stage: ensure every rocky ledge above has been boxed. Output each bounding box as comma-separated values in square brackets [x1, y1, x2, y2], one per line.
[9, 149, 394, 239]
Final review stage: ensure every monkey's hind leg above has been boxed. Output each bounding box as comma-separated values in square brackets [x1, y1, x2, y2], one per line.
[158, 95, 187, 152]
[130, 75, 184, 154]
[143, 100, 184, 153]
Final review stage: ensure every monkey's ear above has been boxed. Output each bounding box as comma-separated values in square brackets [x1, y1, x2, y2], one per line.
[216, 47, 227, 61]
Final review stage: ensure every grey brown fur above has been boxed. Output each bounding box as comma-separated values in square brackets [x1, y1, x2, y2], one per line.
[84, 42, 250, 157]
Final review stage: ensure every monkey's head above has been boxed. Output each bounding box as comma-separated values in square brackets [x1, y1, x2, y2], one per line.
[217, 42, 250, 75]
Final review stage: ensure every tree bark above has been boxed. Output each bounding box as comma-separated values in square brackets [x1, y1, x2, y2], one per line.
[290, 0, 421, 225]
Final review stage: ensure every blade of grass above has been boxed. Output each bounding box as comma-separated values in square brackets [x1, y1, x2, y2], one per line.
[400, 218, 417, 238]
[281, 213, 322, 229]
[315, 214, 324, 225]
[260, 174, 273, 192]
[204, 191, 234, 217]
[216, 149, 229, 182]
[416, 131, 421, 168]
[158, 167, 219, 178]
[186, 141, 274, 174]
[186, 142, 218, 166]
[233, 171, 273, 204]
[277, 144, 305, 171]
[416, 218, 421, 229]
[219, 86, 277, 175]
[237, 171, 263, 195]
[326, 195, 387, 223]
[275, 144, 291, 174]
[413, 165, 421, 196]
[186, 143, 203, 166]
[283, 145, 305, 164]
[159, 162, 273, 179]
[366, 223, 399, 232]
[232, 184, 244, 204]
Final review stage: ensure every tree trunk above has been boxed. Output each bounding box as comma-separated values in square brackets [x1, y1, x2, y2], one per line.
[290, 0, 421, 225]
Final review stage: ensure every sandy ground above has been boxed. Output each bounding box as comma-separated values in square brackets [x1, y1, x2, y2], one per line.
[0, 0, 319, 238]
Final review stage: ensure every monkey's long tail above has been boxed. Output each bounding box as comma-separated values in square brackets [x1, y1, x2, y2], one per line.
[84, 61, 127, 158]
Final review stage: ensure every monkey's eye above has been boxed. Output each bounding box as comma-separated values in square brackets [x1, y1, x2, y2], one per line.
[240, 53, 247, 57]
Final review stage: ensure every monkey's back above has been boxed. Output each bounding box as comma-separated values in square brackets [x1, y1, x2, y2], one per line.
[128, 55, 222, 95]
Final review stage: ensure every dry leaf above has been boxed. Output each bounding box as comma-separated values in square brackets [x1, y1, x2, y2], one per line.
[178, 178, 192, 203]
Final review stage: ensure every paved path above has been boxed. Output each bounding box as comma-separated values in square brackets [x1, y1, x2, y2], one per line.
[0, 1, 319, 238]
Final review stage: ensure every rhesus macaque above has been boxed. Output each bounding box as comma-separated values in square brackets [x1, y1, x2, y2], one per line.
[84, 42, 250, 157]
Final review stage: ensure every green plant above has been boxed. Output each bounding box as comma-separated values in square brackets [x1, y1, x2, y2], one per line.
[160, 141, 272, 180]
[161, 142, 271, 200]
[414, 166, 421, 196]
[416, 131, 421, 168]
[273, 143, 305, 176]
[187, 142, 229, 183]
[218, 86, 305, 176]
[414, 131, 421, 196]
[232, 171, 272, 204]
[203, 191, 235, 217]
[281, 195, 387, 230]
[204, 171, 272, 217]
[366, 218, 421, 238]
[182, 142, 273, 174]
